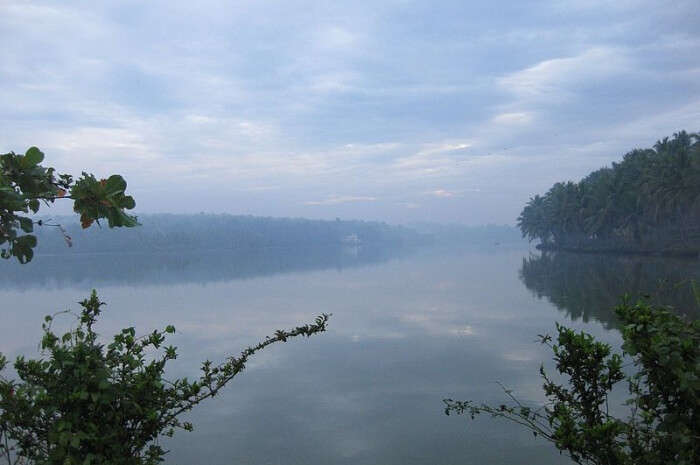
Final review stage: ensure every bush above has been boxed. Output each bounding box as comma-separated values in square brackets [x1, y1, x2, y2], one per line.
[444, 298, 699, 465]
[0, 291, 329, 464]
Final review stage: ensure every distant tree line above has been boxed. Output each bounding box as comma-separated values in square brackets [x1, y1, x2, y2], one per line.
[29, 213, 429, 255]
[517, 131, 700, 255]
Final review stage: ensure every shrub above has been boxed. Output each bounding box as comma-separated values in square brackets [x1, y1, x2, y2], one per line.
[0, 291, 329, 464]
[444, 298, 699, 465]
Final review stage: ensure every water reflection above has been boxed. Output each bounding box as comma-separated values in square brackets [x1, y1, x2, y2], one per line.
[519, 252, 700, 328]
[1, 247, 585, 464]
[0, 245, 406, 289]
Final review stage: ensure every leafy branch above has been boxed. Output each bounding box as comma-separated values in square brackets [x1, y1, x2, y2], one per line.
[0, 147, 138, 263]
[0, 291, 330, 464]
[445, 298, 699, 465]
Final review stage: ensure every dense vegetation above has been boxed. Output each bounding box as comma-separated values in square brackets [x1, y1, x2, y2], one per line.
[445, 298, 699, 465]
[518, 131, 700, 255]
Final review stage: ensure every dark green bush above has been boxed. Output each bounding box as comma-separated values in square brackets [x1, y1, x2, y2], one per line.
[445, 298, 699, 465]
[0, 291, 329, 464]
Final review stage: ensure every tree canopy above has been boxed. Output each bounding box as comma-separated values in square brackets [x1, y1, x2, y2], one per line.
[517, 131, 700, 254]
[0, 147, 138, 263]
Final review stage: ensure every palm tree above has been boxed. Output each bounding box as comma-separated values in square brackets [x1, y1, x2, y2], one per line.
[517, 131, 700, 252]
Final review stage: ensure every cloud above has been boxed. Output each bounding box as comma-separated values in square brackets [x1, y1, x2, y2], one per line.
[314, 26, 359, 51]
[1, 0, 698, 224]
[498, 47, 632, 102]
[303, 195, 377, 206]
[390, 141, 474, 178]
[427, 189, 456, 198]
[491, 112, 533, 125]
[549, 0, 659, 12]
[449, 326, 475, 336]
[415, 142, 472, 156]
[400, 312, 477, 337]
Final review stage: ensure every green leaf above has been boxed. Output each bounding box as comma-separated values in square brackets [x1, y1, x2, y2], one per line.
[23, 146, 44, 167]
[18, 216, 34, 233]
[13, 234, 37, 263]
[122, 195, 136, 210]
[104, 175, 127, 196]
[121, 212, 139, 227]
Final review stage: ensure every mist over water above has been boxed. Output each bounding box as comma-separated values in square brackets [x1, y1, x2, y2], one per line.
[3, 241, 695, 464]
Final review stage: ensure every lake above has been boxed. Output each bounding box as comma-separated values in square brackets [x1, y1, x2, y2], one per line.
[1, 245, 697, 464]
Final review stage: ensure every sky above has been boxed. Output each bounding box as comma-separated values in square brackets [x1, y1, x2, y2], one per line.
[1, 0, 699, 225]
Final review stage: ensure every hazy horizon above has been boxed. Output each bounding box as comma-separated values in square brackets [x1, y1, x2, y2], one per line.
[2, 0, 699, 225]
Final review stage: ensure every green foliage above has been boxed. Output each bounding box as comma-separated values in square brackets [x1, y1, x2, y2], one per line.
[0, 147, 138, 263]
[444, 299, 699, 465]
[517, 131, 700, 254]
[0, 291, 329, 464]
[618, 301, 699, 464]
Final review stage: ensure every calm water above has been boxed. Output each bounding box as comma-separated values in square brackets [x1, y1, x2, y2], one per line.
[1, 245, 697, 464]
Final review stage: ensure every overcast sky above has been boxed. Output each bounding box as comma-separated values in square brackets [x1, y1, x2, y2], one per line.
[2, 0, 699, 225]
